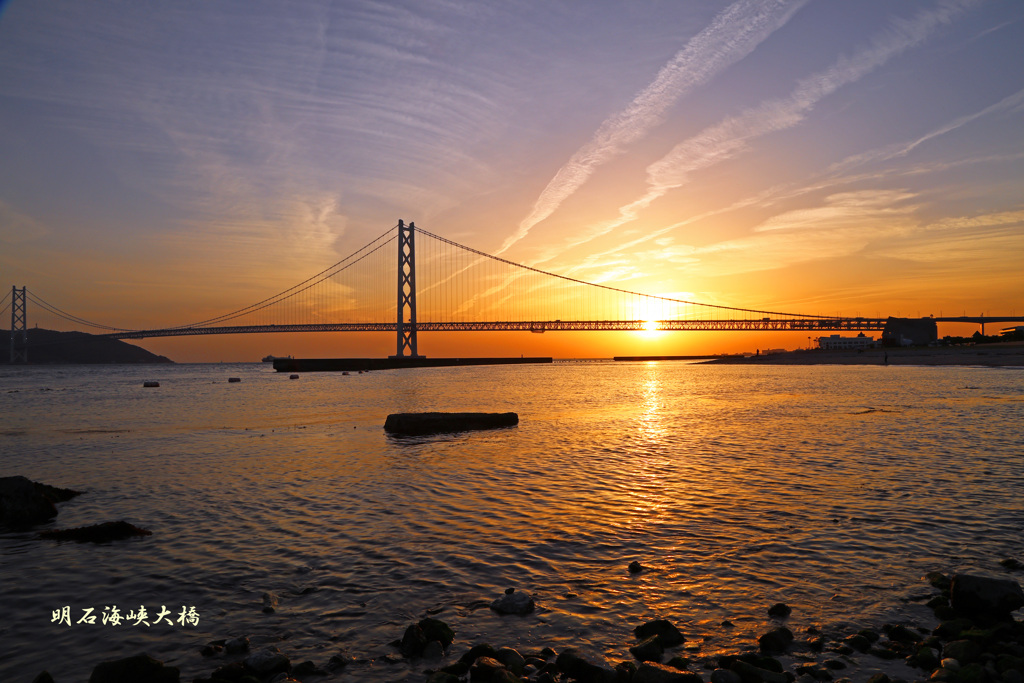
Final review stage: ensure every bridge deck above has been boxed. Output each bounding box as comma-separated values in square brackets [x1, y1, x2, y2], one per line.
[106, 318, 892, 339]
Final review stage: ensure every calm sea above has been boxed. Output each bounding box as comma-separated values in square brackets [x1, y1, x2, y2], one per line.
[1, 361, 1022, 682]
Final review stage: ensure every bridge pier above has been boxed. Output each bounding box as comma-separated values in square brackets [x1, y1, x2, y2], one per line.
[391, 220, 422, 358]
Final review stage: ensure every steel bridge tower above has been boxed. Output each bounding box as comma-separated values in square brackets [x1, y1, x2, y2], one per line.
[391, 220, 422, 358]
[9, 286, 27, 364]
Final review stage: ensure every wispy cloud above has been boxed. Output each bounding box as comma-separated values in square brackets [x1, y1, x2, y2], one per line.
[497, 0, 809, 254]
[566, 0, 979, 251]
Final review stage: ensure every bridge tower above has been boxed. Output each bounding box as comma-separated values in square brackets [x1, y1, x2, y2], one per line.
[9, 286, 27, 364]
[391, 220, 422, 358]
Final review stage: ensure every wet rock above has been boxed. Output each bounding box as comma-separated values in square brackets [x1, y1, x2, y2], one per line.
[88, 653, 180, 682]
[326, 652, 351, 671]
[842, 633, 871, 653]
[383, 412, 518, 436]
[209, 661, 249, 681]
[665, 655, 690, 670]
[629, 560, 646, 574]
[866, 675, 891, 683]
[400, 623, 429, 658]
[32, 673, 55, 683]
[0, 476, 81, 528]
[908, 645, 941, 671]
[556, 649, 616, 681]
[795, 664, 834, 680]
[807, 636, 825, 652]
[262, 592, 278, 613]
[469, 656, 507, 681]
[419, 617, 455, 648]
[460, 643, 501, 665]
[767, 603, 792, 618]
[634, 619, 687, 647]
[942, 639, 982, 665]
[490, 588, 535, 615]
[633, 661, 702, 682]
[244, 647, 290, 676]
[225, 635, 250, 654]
[730, 659, 788, 683]
[757, 626, 794, 653]
[630, 635, 665, 663]
[883, 623, 921, 644]
[423, 640, 445, 660]
[38, 520, 151, 543]
[711, 668, 743, 683]
[291, 660, 327, 677]
[495, 647, 526, 675]
[927, 572, 952, 591]
[949, 574, 1024, 620]
[1000, 558, 1024, 572]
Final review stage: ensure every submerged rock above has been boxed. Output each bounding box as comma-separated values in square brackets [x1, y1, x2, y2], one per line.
[634, 619, 686, 647]
[88, 653, 179, 683]
[383, 412, 519, 436]
[0, 476, 81, 527]
[491, 588, 535, 615]
[38, 520, 151, 543]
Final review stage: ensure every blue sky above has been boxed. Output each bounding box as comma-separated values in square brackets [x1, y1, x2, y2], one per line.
[1, 1, 1022, 357]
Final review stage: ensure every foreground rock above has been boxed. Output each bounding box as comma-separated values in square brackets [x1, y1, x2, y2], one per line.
[384, 412, 519, 436]
[89, 653, 179, 682]
[949, 573, 1024, 620]
[38, 520, 151, 543]
[0, 476, 81, 527]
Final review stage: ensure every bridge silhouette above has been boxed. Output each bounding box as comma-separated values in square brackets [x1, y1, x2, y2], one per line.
[5, 220, 1022, 362]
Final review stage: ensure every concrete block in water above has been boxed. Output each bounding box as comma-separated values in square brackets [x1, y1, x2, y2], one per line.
[384, 412, 518, 436]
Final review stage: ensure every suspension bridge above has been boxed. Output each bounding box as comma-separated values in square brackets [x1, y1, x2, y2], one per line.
[4, 221, 1021, 364]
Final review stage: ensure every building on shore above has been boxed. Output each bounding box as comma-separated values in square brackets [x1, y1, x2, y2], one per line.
[817, 333, 876, 350]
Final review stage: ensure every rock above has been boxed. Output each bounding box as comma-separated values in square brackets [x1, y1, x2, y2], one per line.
[400, 623, 429, 658]
[866, 675, 891, 683]
[224, 635, 250, 654]
[731, 659, 789, 683]
[940, 657, 961, 670]
[665, 655, 690, 670]
[927, 572, 952, 590]
[908, 645, 941, 671]
[629, 560, 646, 573]
[291, 661, 327, 677]
[427, 672, 462, 683]
[419, 617, 455, 648]
[767, 602, 792, 618]
[496, 647, 526, 675]
[262, 591, 278, 613]
[38, 520, 151, 543]
[244, 647, 290, 676]
[460, 643, 501, 665]
[758, 627, 794, 653]
[490, 588, 535, 615]
[633, 661, 702, 682]
[383, 412, 518, 436]
[470, 656, 508, 681]
[0, 476, 81, 528]
[88, 653, 179, 683]
[942, 640, 982, 665]
[423, 640, 445, 660]
[1000, 558, 1024, 571]
[842, 633, 871, 652]
[711, 668, 743, 683]
[883, 623, 921, 644]
[634, 619, 687, 647]
[143, 381, 160, 388]
[630, 635, 665, 663]
[32, 673, 55, 683]
[555, 649, 616, 681]
[949, 573, 1024, 620]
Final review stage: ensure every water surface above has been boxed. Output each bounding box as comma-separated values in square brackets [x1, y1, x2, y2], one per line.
[1, 361, 1022, 681]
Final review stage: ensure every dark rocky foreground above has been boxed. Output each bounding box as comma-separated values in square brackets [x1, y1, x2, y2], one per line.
[32, 569, 1024, 683]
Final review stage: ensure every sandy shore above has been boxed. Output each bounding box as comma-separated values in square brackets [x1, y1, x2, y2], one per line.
[703, 343, 1024, 367]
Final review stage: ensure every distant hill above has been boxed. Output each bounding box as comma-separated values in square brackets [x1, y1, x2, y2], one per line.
[0, 328, 173, 364]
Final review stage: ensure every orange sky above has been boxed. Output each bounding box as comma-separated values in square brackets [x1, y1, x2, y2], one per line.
[1, 1, 1022, 361]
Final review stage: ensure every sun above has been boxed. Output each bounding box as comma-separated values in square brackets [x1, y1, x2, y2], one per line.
[638, 320, 661, 338]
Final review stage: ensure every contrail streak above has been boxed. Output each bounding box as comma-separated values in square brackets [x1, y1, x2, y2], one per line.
[497, 0, 809, 254]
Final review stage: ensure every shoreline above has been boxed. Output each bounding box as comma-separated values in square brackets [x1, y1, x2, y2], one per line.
[701, 344, 1024, 367]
